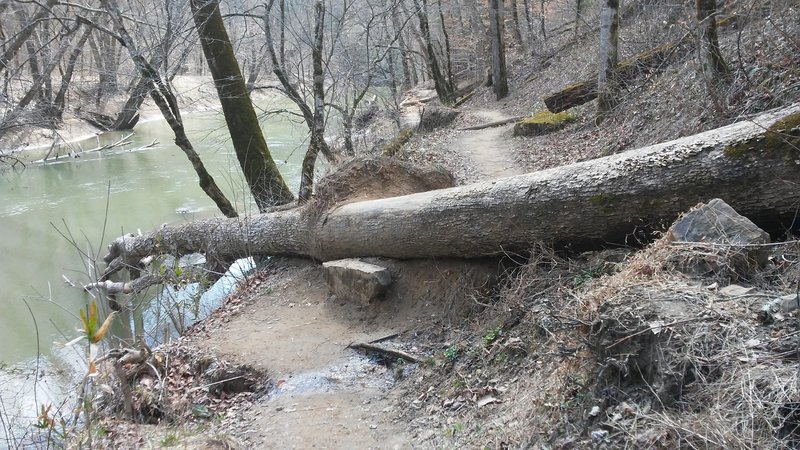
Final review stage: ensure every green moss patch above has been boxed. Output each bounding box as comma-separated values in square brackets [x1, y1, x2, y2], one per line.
[381, 128, 414, 156]
[725, 111, 800, 158]
[513, 111, 576, 137]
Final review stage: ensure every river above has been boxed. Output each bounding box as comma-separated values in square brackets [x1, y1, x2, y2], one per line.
[0, 109, 306, 438]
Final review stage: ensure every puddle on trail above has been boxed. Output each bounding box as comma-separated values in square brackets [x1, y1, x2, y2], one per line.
[270, 352, 405, 399]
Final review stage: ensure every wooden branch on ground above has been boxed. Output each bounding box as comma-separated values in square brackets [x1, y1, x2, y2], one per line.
[347, 342, 421, 363]
[460, 116, 524, 131]
[84, 274, 163, 294]
[543, 32, 693, 112]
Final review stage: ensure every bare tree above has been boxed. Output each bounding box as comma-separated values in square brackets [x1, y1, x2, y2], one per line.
[94, 0, 239, 218]
[411, 0, 455, 104]
[509, 0, 524, 48]
[597, 0, 620, 118]
[262, 0, 335, 202]
[488, 0, 509, 99]
[696, 0, 729, 113]
[190, 0, 295, 209]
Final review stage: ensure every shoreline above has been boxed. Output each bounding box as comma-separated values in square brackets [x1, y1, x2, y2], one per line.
[1, 76, 284, 164]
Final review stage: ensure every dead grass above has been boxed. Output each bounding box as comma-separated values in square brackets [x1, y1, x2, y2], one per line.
[395, 236, 799, 449]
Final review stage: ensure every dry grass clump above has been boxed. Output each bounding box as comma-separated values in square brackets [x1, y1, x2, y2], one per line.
[405, 238, 800, 449]
[583, 238, 800, 449]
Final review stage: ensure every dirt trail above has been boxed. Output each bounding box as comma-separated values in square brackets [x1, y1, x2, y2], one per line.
[185, 106, 523, 448]
[191, 261, 412, 449]
[456, 110, 523, 179]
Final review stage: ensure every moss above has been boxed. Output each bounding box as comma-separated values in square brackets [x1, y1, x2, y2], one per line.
[514, 111, 576, 137]
[520, 111, 576, 125]
[381, 128, 414, 156]
[589, 194, 617, 213]
[765, 111, 800, 149]
[725, 111, 800, 158]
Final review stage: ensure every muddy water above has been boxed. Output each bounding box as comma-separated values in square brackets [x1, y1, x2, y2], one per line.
[0, 110, 306, 432]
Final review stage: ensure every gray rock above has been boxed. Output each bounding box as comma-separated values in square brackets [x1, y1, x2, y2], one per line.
[668, 198, 771, 274]
[759, 293, 800, 323]
[322, 259, 392, 305]
[669, 198, 770, 247]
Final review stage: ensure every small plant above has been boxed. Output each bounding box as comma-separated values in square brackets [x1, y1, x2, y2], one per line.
[482, 326, 502, 347]
[443, 422, 465, 438]
[444, 345, 459, 362]
[160, 431, 180, 447]
[574, 265, 610, 287]
[78, 301, 115, 375]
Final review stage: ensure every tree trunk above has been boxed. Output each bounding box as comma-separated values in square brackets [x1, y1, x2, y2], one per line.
[297, 0, 327, 202]
[412, 0, 455, 104]
[597, 0, 621, 118]
[0, 0, 57, 75]
[391, 4, 414, 89]
[190, 0, 295, 210]
[113, 75, 150, 130]
[489, 0, 509, 100]
[101, 104, 800, 278]
[509, 0, 524, 48]
[96, 1, 239, 218]
[539, 0, 547, 43]
[437, 0, 456, 92]
[696, 0, 729, 113]
[463, 0, 487, 79]
[53, 24, 94, 121]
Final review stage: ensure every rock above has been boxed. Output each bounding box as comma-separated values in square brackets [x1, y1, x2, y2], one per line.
[322, 259, 392, 305]
[667, 198, 771, 277]
[512, 111, 576, 137]
[591, 429, 609, 444]
[759, 294, 800, 323]
[669, 199, 770, 247]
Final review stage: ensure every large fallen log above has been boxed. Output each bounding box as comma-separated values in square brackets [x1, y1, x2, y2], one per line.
[101, 104, 800, 280]
[543, 32, 693, 113]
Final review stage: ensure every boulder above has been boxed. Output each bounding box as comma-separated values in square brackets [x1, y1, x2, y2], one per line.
[322, 259, 392, 305]
[667, 198, 771, 277]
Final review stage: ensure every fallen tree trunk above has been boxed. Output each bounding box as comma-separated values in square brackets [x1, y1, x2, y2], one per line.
[101, 104, 800, 281]
[460, 116, 524, 131]
[543, 32, 693, 113]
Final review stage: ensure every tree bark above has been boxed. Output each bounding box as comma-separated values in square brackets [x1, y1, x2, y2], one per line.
[597, 0, 620, 117]
[509, 0, 524, 48]
[696, 0, 729, 112]
[489, 0, 509, 100]
[101, 104, 800, 278]
[190, 0, 295, 210]
[297, 0, 328, 202]
[412, 0, 455, 104]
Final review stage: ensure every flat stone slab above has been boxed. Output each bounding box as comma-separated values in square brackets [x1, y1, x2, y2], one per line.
[322, 259, 392, 305]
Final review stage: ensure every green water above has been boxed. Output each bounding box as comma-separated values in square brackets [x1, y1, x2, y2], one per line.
[0, 110, 306, 367]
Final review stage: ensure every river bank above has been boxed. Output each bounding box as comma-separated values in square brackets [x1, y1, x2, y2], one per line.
[0, 75, 285, 163]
